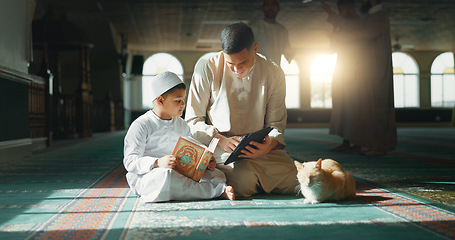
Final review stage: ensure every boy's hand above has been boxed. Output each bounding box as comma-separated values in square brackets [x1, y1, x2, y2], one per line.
[155, 155, 177, 169]
[207, 158, 216, 171]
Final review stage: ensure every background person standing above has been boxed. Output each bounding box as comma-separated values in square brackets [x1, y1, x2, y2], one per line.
[324, 0, 397, 156]
[250, 0, 294, 66]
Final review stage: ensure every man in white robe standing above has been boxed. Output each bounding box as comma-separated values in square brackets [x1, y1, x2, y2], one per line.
[326, 0, 363, 153]
[324, 0, 397, 155]
[250, 0, 294, 66]
[185, 22, 299, 197]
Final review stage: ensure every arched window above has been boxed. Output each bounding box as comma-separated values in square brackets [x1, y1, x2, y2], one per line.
[142, 53, 184, 108]
[281, 55, 300, 109]
[310, 54, 337, 108]
[431, 52, 455, 107]
[392, 52, 419, 108]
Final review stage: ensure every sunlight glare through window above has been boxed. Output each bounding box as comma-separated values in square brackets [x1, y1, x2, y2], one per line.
[281, 55, 300, 109]
[310, 54, 337, 108]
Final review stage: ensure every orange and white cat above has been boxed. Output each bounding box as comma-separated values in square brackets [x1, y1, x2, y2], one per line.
[294, 159, 356, 204]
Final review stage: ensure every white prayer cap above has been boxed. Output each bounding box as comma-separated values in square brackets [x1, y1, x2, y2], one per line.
[149, 71, 184, 102]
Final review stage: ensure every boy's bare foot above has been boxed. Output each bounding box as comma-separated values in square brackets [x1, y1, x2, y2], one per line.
[221, 186, 235, 200]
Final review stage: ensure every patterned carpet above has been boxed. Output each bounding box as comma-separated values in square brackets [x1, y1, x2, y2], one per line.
[0, 128, 454, 240]
[123, 181, 455, 239]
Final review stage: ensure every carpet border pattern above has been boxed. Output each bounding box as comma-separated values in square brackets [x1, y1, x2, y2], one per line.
[26, 165, 129, 240]
[357, 182, 455, 239]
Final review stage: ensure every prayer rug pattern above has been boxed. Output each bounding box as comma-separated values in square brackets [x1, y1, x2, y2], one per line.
[0, 128, 453, 240]
[26, 165, 130, 240]
[123, 181, 455, 240]
[356, 182, 455, 239]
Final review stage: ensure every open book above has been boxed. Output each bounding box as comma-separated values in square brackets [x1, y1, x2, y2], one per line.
[224, 127, 273, 165]
[172, 137, 219, 182]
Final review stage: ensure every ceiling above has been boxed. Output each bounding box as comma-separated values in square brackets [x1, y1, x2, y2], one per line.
[33, 0, 455, 54]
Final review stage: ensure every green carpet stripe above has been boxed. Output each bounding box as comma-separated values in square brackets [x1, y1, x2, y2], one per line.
[284, 134, 455, 165]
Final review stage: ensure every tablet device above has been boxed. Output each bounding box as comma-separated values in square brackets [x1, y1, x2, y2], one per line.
[224, 127, 273, 165]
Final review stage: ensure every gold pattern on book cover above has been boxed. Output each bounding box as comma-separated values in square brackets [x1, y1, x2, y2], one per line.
[172, 137, 213, 181]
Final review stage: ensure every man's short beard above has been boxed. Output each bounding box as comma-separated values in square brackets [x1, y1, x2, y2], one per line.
[360, 1, 372, 14]
[264, 11, 278, 19]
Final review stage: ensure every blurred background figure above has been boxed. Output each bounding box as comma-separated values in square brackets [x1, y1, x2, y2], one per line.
[325, 0, 362, 153]
[250, 0, 294, 66]
[324, 0, 397, 156]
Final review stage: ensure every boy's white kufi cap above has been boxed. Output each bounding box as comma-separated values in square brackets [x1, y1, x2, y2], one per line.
[150, 71, 184, 102]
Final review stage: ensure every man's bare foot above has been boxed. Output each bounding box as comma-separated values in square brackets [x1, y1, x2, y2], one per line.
[344, 145, 361, 153]
[221, 186, 235, 200]
[362, 150, 386, 156]
[330, 144, 350, 152]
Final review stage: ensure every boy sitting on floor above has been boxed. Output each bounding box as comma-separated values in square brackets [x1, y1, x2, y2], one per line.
[123, 71, 235, 203]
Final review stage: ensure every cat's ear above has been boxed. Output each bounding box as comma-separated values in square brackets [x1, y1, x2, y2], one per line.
[294, 161, 303, 170]
[315, 159, 322, 169]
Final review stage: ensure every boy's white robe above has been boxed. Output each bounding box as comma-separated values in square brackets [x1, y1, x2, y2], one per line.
[123, 110, 226, 203]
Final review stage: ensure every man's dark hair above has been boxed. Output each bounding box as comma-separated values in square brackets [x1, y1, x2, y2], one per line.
[263, 0, 280, 8]
[337, 0, 355, 7]
[221, 22, 255, 54]
[162, 83, 186, 98]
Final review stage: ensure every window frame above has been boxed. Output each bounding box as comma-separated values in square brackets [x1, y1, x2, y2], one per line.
[392, 52, 420, 108]
[141, 53, 184, 109]
[430, 52, 455, 108]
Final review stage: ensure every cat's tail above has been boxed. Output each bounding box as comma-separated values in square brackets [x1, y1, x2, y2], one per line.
[294, 182, 302, 197]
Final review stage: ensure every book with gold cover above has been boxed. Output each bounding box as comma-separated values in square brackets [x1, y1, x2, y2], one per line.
[172, 137, 219, 181]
